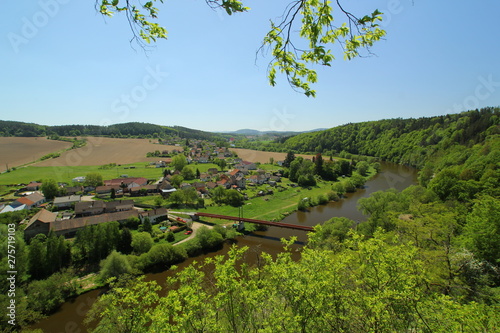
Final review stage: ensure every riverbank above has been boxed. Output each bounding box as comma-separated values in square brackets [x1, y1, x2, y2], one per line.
[30, 163, 415, 332]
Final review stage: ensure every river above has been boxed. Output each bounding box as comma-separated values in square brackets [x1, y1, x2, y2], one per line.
[31, 162, 417, 332]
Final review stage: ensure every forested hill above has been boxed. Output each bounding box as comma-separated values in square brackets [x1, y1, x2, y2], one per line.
[0, 121, 223, 141]
[282, 107, 500, 168]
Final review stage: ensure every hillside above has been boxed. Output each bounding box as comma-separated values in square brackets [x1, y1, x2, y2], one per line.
[0, 121, 224, 142]
[281, 107, 500, 168]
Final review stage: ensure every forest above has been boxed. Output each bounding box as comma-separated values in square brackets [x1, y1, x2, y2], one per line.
[0, 121, 225, 141]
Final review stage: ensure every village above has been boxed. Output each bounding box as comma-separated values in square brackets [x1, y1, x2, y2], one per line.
[0, 139, 289, 240]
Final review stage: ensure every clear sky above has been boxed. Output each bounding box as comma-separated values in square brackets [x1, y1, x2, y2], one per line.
[1, 0, 499, 132]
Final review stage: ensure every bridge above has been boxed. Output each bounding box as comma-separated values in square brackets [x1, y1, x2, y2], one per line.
[192, 212, 315, 232]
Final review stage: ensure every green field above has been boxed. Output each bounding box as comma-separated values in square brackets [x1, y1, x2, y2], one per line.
[0, 162, 223, 185]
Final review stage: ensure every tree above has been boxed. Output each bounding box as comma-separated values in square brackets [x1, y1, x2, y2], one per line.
[131, 232, 154, 254]
[85, 172, 103, 188]
[168, 190, 184, 207]
[211, 186, 227, 205]
[98, 1, 385, 97]
[85, 277, 160, 333]
[356, 161, 369, 176]
[314, 153, 323, 176]
[142, 217, 153, 234]
[225, 189, 244, 207]
[99, 251, 133, 283]
[170, 174, 184, 188]
[41, 179, 58, 200]
[110, 187, 116, 199]
[87, 233, 500, 333]
[283, 151, 295, 168]
[171, 154, 187, 172]
[181, 165, 195, 180]
[214, 158, 227, 171]
[28, 234, 47, 280]
[462, 195, 500, 264]
[117, 228, 133, 254]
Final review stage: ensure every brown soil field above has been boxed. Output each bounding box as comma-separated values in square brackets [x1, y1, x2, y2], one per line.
[230, 148, 314, 164]
[0, 137, 72, 172]
[35, 137, 181, 167]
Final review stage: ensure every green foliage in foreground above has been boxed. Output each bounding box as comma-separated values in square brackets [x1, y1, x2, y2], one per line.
[86, 234, 500, 333]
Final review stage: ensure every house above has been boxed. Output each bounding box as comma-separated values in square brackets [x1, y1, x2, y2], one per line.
[161, 188, 177, 197]
[155, 161, 167, 168]
[207, 168, 219, 175]
[0, 204, 26, 214]
[206, 182, 218, 190]
[53, 195, 82, 209]
[50, 210, 140, 238]
[129, 185, 159, 196]
[24, 209, 58, 239]
[235, 161, 257, 171]
[228, 170, 246, 188]
[192, 182, 208, 194]
[139, 208, 168, 224]
[199, 173, 211, 182]
[104, 177, 148, 187]
[24, 182, 43, 191]
[196, 156, 209, 163]
[72, 176, 86, 183]
[64, 186, 84, 196]
[75, 201, 106, 216]
[217, 177, 230, 189]
[96, 185, 121, 194]
[74, 200, 134, 217]
[11, 192, 46, 210]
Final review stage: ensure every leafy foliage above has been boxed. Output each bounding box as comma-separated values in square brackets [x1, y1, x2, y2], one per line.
[283, 108, 500, 169]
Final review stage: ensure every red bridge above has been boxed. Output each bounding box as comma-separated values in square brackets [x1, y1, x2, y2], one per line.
[193, 212, 315, 232]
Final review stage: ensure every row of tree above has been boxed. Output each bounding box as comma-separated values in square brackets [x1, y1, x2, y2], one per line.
[0, 120, 226, 141]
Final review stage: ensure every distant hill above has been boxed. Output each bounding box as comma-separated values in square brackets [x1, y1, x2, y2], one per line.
[223, 128, 327, 136]
[0, 121, 224, 142]
[281, 107, 500, 168]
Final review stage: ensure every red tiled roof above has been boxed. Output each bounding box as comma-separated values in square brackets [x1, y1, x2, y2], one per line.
[16, 197, 34, 206]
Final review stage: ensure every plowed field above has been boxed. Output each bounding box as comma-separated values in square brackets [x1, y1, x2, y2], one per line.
[35, 137, 179, 167]
[229, 148, 313, 163]
[0, 137, 72, 172]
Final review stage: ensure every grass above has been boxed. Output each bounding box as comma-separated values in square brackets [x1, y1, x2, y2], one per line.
[0, 162, 224, 186]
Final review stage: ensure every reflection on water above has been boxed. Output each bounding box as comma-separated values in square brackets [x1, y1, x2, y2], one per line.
[31, 162, 417, 332]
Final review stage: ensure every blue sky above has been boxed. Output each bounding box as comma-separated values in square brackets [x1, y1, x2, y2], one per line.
[1, 0, 499, 132]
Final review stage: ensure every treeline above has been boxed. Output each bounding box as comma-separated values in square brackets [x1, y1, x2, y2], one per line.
[281, 107, 499, 168]
[0, 121, 224, 141]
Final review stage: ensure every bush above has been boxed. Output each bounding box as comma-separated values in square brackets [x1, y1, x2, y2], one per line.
[166, 231, 175, 242]
[137, 243, 187, 271]
[27, 270, 77, 315]
[317, 194, 328, 205]
[327, 191, 340, 201]
[99, 251, 133, 283]
[196, 227, 224, 250]
[131, 232, 154, 254]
